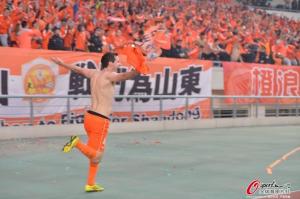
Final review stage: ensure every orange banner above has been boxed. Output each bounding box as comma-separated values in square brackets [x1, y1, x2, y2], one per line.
[223, 62, 300, 104]
[0, 47, 212, 126]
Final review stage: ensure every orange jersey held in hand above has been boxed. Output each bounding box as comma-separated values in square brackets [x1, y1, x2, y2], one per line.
[117, 45, 149, 74]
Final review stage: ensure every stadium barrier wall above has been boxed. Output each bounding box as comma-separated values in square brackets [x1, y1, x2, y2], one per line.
[1, 116, 300, 140]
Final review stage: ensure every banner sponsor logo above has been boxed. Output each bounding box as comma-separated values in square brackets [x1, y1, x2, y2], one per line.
[223, 62, 300, 104]
[22, 58, 57, 103]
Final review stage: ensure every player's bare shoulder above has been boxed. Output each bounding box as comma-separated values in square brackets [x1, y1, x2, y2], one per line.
[104, 70, 120, 83]
[95, 70, 115, 86]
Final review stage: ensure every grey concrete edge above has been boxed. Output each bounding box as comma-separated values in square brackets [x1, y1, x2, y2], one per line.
[0, 117, 300, 140]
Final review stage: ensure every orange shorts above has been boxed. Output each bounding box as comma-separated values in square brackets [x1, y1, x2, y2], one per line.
[84, 110, 110, 152]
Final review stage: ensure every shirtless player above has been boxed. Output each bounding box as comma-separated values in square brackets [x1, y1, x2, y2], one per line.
[51, 53, 139, 192]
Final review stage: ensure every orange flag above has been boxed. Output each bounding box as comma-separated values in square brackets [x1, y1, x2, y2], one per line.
[117, 45, 149, 74]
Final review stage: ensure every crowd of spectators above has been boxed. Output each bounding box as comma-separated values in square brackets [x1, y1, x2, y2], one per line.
[0, 0, 299, 66]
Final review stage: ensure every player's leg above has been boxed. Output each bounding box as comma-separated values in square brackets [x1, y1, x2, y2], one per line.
[63, 112, 102, 159]
[62, 134, 100, 159]
[85, 119, 109, 192]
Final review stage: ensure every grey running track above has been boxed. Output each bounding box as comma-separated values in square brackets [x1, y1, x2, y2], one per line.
[0, 125, 299, 199]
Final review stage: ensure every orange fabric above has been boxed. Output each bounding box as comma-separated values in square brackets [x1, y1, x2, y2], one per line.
[244, 35, 253, 44]
[10, 9, 25, 24]
[76, 111, 110, 158]
[154, 31, 171, 50]
[60, 26, 67, 38]
[39, 0, 46, 17]
[265, 41, 271, 56]
[58, 6, 73, 20]
[296, 51, 300, 61]
[225, 43, 233, 55]
[13, 0, 18, 8]
[87, 162, 99, 185]
[286, 45, 296, 59]
[188, 46, 200, 59]
[272, 43, 287, 57]
[17, 29, 41, 49]
[38, 19, 46, 31]
[31, 39, 40, 49]
[224, 35, 238, 55]
[0, 4, 4, 14]
[64, 28, 76, 49]
[217, 33, 227, 41]
[42, 31, 52, 49]
[86, 19, 95, 33]
[75, 31, 88, 51]
[27, 11, 36, 28]
[9, 32, 17, 45]
[76, 140, 98, 159]
[75, 111, 110, 185]
[111, 34, 127, 48]
[0, 15, 11, 34]
[44, 14, 55, 24]
[117, 45, 149, 74]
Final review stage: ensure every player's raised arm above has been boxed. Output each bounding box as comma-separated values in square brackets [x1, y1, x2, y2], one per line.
[107, 69, 139, 83]
[50, 57, 96, 78]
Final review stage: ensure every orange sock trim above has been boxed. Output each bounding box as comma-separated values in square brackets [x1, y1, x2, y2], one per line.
[75, 140, 97, 159]
[87, 162, 99, 185]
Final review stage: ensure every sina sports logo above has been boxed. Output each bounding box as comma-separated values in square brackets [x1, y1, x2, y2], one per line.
[246, 179, 261, 195]
[24, 64, 55, 102]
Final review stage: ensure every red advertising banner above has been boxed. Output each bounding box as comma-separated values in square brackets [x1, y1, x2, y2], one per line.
[223, 62, 300, 104]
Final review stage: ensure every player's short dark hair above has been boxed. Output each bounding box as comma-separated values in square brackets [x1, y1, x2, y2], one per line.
[101, 52, 118, 70]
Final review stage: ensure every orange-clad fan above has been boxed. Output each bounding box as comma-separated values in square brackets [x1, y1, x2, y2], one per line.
[74, 24, 90, 51]
[17, 21, 41, 49]
[0, 9, 11, 46]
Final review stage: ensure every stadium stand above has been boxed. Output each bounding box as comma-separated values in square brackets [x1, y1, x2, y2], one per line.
[0, 0, 299, 65]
